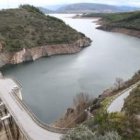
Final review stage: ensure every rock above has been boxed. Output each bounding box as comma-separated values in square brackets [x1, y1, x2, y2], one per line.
[0, 37, 92, 68]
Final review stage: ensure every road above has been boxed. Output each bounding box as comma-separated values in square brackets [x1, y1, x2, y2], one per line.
[0, 78, 62, 140]
[107, 83, 139, 113]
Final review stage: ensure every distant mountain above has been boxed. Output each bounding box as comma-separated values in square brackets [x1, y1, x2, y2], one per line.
[45, 4, 67, 11]
[55, 3, 140, 13]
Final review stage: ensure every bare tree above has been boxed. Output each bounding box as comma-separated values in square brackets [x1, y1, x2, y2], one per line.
[73, 93, 90, 113]
[114, 78, 124, 89]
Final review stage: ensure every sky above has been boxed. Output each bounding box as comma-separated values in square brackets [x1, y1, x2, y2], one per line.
[0, 0, 140, 9]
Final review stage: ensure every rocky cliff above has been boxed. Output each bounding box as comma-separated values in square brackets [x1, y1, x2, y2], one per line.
[0, 38, 91, 68]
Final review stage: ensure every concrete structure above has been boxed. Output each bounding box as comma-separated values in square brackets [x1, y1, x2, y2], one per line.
[0, 77, 69, 140]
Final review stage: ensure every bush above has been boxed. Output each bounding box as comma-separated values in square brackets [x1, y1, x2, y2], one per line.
[61, 125, 95, 140]
[61, 125, 121, 140]
[54, 93, 91, 128]
[84, 111, 140, 140]
[19, 4, 44, 15]
[98, 131, 122, 140]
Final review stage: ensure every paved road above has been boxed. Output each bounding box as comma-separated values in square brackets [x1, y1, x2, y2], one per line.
[107, 83, 139, 113]
[107, 89, 132, 113]
[0, 78, 62, 140]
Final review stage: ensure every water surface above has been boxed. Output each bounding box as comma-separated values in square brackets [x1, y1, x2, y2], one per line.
[3, 14, 140, 124]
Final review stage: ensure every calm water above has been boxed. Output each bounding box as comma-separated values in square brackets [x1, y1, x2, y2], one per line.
[2, 14, 140, 124]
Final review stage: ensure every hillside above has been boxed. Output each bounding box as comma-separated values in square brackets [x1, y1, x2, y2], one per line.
[81, 11, 140, 38]
[0, 5, 90, 53]
[98, 11, 140, 38]
[98, 11, 140, 29]
[56, 3, 140, 13]
[123, 85, 140, 115]
[0, 5, 91, 68]
[62, 83, 140, 140]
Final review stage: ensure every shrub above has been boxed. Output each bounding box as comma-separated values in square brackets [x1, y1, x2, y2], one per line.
[61, 125, 95, 140]
[98, 131, 122, 140]
[61, 125, 121, 140]
[19, 4, 44, 15]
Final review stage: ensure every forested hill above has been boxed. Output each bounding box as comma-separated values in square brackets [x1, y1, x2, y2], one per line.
[0, 5, 87, 52]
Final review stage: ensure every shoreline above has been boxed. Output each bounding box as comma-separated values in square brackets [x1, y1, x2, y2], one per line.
[97, 26, 140, 38]
[74, 15, 140, 38]
[0, 37, 92, 69]
[95, 16, 140, 38]
[53, 69, 140, 128]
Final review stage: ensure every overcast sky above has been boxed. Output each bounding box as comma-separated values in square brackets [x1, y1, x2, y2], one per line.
[0, 0, 140, 9]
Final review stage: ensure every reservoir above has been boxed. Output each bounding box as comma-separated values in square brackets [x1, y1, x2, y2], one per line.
[2, 14, 140, 124]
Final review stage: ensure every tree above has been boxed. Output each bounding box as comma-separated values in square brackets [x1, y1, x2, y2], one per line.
[114, 78, 124, 90]
[73, 93, 91, 113]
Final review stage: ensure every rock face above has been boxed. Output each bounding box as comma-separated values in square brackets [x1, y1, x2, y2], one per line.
[0, 37, 91, 68]
[97, 26, 140, 38]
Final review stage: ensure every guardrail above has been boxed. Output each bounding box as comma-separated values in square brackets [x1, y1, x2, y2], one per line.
[10, 86, 70, 134]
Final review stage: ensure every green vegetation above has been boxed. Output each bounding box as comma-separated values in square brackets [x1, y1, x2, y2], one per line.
[62, 125, 121, 140]
[123, 85, 140, 115]
[101, 11, 140, 30]
[19, 4, 44, 15]
[83, 11, 140, 31]
[62, 82, 140, 140]
[63, 111, 140, 140]
[0, 5, 85, 52]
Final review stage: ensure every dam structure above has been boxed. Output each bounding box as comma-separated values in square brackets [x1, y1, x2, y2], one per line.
[0, 75, 68, 140]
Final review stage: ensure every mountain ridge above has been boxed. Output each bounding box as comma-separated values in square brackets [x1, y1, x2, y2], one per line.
[42, 3, 140, 13]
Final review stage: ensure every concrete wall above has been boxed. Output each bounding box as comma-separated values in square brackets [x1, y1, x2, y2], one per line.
[0, 101, 26, 140]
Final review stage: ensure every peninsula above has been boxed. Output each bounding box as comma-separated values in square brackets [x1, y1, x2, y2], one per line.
[0, 5, 91, 68]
